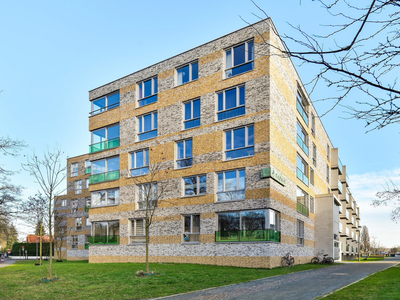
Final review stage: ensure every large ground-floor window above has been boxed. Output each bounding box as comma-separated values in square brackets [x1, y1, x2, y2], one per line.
[89, 221, 120, 245]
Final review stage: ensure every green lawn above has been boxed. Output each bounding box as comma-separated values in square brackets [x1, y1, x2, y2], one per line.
[324, 264, 400, 299]
[0, 260, 337, 299]
[354, 256, 385, 262]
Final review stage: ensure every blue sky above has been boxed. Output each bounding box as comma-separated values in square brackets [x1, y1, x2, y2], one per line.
[1, 1, 399, 248]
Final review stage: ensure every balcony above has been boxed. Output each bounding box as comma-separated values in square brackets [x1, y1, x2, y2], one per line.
[183, 233, 200, 243]
[215, 229, 281, 243]
[89, 138, 120, 154]
[338, 158, 343, 175]
[297, 202, 309, 216]
[88, 235, 119, 245]
[85, 206, 91, 212]
[297, 134, 309, 156]
[297, 100, 309, 125]
[85, 244, 89, 249]
[130, 236, 146, 243]
[85, 167, 91, 174]
[296, 168, 309, 186]
[89, 170, 120, 184]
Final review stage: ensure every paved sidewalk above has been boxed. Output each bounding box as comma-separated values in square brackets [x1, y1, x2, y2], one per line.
[158, 258, 399, 300]
[0, 259, 17, 268]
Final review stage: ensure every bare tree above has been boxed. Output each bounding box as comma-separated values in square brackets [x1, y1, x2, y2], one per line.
[21, 193, 48, 265]
[360, 225, 370, 256]
[248, 0, 400, 131]
[22, 148, 66, 279]
[373, 180, 400, 222]
[54, 214, 67, 262]
[129, 145, 171, 273]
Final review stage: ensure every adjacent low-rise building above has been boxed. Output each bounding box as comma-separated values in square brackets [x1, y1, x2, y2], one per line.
[55, 18, 361, 267]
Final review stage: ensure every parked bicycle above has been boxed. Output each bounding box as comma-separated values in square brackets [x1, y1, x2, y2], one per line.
[311, 251, 334, 264]
[281, 252, 295, 268]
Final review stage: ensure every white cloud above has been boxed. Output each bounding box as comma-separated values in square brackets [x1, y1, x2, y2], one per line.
[349, 168, 400, 248]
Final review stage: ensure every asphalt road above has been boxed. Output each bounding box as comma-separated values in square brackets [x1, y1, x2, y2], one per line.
[157, 257, 400, 300]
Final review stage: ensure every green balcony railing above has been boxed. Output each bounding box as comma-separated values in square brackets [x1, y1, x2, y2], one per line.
[89, 138, 120, 154]
[85, 167, 91, 174]
[85, 206, 91, 212]
[89, 170, 119, 184]
[87, 235, 119, 245]
[297, 201, 309, 216]
[85, 244, 89, 249]
[215, 229, 280, 243]
[297, 134, 309, 156]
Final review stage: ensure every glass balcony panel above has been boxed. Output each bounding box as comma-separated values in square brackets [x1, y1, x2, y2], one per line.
[296, 168, 309, 186]
[138, 94, 158, 107]
[339, 158, 343, 172]
[297, 101, 309, 125]
[89, 171, 120, 184]
[131, 167, 149, 177]
[296, 135, 309, 156]
[217, 106, 245, 121]
[85, 167, 91, 174]
[225, 61, 254, 78]
[89, 138, 120, 153]
[297, 202, 309, 216]
[215, 229, 280, 243]
[88, 235, 119, 245]
[226, 146, 254, 160]
[217, 190, 245, 202]
[139, 130, 157, 141]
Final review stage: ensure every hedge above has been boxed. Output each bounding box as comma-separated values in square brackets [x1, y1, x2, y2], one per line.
[11, 242, 54, 256]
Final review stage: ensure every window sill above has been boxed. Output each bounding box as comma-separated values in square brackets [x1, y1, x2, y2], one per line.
[215, 199, 245, 204]
[175, 165, 193, 171]
[182, 124, 201, 132]
[136, 136, 158, 143]
[223, 68, 254, 80]
[181, 194, 206, 199]
[128, 243, 146, 246]
[223, 154, 254, 162]
[136, 99, 157, 109]
[182, 242, 200, 245]
[174, 78, 198, 88]
[90, 203, 120, 209]
[297, 244, 304, 247]
[216, 113, 245, 123]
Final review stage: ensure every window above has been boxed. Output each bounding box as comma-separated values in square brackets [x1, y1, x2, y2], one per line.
[177, 61, 198, 85]
[310, 168, 314, 186]
[85, 160, 91, 174]
[217, 169, 245, 201]
[71, 163, 78, 177]
[326, 164, 330, 184]
[90, 124, 120, 153]
[130, 219, 145, 243]
[61, 199, 67, 207]
[217, 85, 245, 121]
[216, 209, 280, 242]
[297, 122, 309, 156]
[138, 77, 158, 107]
[297, 187, 309, 216]
[183, 215, 200, 243]
[184, 175, 206, 196]
[85, 179, 89, 189]
[90, 221, 120, 244]
[90, 156, 120, 184]
[138, 111, 158, 141]
[176, 139, 193, 169]
[311, 113, 316, 137]
[91, 92, 120, 116]
[75, 180, 82, 194]
[130, 149, 149, 177]
[296, 93, 309, 125]
[312, 142, 317, 166]
[310, 196, 315, 214]
[297, 155, 309, 186]
[327, 144, 330, 161]
[138, 183, 158, 210]
[86, 217, 91, 227]
[75, 217, 82, 231]
[297, 220, 304, 245]
[91, 189, 119, 207]
[339, 222, 343, 232]
[72, 235, 78, 249]
[184, 99, 201, 129]
[225, 125, 254, 160]
[225, 40, 254, 78]
[72, 200, 78, 212]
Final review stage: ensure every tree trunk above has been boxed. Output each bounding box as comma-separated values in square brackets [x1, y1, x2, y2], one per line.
[39, 225, 43, 265]
[145, 205, 149, 273]
[48, 193, 53, 279]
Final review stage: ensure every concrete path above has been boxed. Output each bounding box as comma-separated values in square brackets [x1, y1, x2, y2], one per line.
[0, 259, 17, 268]
[158, 257, 400, 300]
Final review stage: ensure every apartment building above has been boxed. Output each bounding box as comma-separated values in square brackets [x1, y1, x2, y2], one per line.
[54, 18, 361, 267]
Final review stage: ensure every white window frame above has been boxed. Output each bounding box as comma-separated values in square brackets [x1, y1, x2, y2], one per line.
[91, 156, 120, 175]
[91, 123, 120, 145]
[217, 169, 246, 202]
[61, 199, 67, 207]
[137, 111, 158, 139]
[130, 148, 149, 177]
[75, 217, 82, 231]
[138, 76, 158, 100]
[183, 98, 201, 129]
[71, 163, 78, 177]
[217, 85, 245, 115]
[75, 180, 82, 195]
[217, 209, 280, 231]
[225, 125, 254, 160]
[71, 235, 78, 249]
[90, 91, 120, 116]
[183, 214, 200, 243]
[177, 61, 198, 86]
[310, 196, 315, 214]
[297, 220, 304, 246]
[130, 219, 146, 244]
[91, 188, 120, 207]
[297, 154, 309, 186]
[176, 139, 193, 169]
[183, 174, 207, 196]
[225, 40, 254, 75]
[85, 179, 89, 189]
[138, 183, 158, 210]
[85, 217, 91, 227]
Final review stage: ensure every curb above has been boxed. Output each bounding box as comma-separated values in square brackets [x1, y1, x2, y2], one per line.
[317, 263, 399, 299]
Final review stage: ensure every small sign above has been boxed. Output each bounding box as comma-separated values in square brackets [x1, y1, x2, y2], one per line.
[22, 246, 24, 251]
[261, 167, 286, 186]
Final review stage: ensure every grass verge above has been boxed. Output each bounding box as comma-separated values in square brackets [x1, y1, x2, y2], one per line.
[323, 264, 400, 299]
[0, 260, 337, 299]
[354, 257, 385, 262]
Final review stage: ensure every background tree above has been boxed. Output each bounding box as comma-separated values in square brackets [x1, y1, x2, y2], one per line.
[250, 0, 400, 131]
[130, 144, 171, 274]
[22, 148, 66, 279]
[360, 225, 370, 255]
[54, 214, 67, 261]
[5, 223, 18, 251]
[372, 180, 400, 222]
